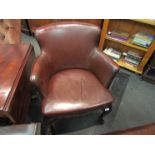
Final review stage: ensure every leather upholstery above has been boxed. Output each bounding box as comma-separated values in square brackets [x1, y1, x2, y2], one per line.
[0, 123, 41, 135]
[0, 19, 21, 44]
[30, 22, 119, 117]
[42, 69, 113, 116]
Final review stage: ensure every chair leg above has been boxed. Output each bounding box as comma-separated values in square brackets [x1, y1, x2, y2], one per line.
[99, 104, 112, 124]
[41, 118, 57, 135]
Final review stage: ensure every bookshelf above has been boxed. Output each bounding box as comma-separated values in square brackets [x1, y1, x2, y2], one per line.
[117, 58, 142, 74]
[99, 19, 155, 74]
[130, 19, 155, 26]
[105, 35, 148, 52]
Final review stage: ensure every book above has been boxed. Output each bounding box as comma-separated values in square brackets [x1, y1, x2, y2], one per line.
[127, 51, 142, 59]
[124, 57, 140, 66]
[135, 32, 154, 41]
[131, 32, 154, 48]
[103, 48, 122, 60]
[132, 37, 152, 45]
[107, 30, 130, 41]
[131, 38, 152, 48]
[132, 41, 149, 48]
[123, 50, 142, 66]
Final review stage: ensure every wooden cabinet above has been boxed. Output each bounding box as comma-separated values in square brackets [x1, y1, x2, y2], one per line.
[99, 19, 155, 74]
[27, 19, 103, 33]
[0, 44, 35, 124]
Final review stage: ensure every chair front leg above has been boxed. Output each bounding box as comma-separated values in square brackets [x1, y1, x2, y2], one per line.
[99, 104, 112, 124]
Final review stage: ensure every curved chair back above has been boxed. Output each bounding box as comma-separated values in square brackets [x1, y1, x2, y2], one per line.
[35, 22, 101, 73]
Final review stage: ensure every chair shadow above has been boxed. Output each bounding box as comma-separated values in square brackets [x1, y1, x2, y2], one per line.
[55, 110, 102, 134]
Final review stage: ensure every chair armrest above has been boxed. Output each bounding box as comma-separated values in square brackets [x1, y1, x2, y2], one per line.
[89, 48, 119, 88]
[30, 54, 51, 96]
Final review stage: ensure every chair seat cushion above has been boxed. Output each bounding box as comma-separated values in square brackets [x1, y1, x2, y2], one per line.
[42, 69, 113, 116]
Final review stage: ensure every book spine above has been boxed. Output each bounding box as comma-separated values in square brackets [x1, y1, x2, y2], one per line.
[132, 37, 152, 44]
[110, 33, 129, 39]
[132, 41, 149, 48]
[124, 58, 140, 65]
[135, 33, 154, 41]
[126, 55, 141, 61]
[108, 35, 128, 41]
[111, 31, 129, 37]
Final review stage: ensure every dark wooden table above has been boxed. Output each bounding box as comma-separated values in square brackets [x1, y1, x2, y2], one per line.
[0, 44, 35, 124]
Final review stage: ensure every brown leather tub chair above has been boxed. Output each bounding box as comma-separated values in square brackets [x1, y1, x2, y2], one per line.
[0, 19, 21, 44]
[30, 22, 119, 134]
